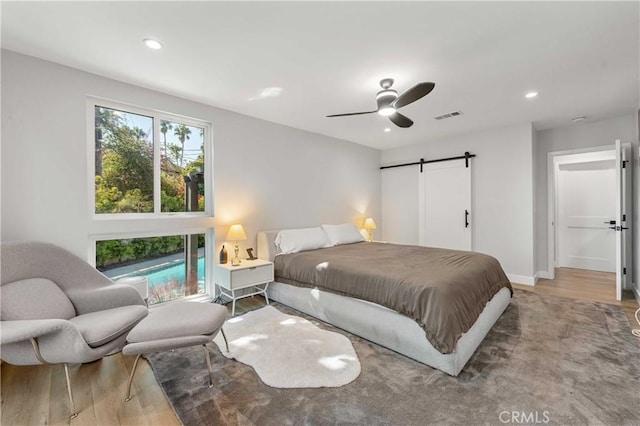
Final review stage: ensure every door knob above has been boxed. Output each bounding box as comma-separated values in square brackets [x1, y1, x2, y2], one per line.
[610, 226, 629, 231]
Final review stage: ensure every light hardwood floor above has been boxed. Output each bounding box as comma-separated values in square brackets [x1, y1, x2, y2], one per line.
[2, 269, 639, 425]
[512, 267, 640, 327]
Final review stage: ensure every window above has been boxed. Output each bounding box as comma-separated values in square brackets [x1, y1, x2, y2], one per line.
[93, 104, 209, 215]
[90, 99, 213, 305]
[160, 120, 206, 213]
[94, 107, 155, 213]
[97, 234, 205, 305]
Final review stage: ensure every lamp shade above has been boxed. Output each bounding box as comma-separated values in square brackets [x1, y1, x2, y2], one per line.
[363, 218, 377, 230]
[226, 224, 247, 241]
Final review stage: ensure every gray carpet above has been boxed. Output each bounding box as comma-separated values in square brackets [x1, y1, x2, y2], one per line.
[145, 290, 640, 425]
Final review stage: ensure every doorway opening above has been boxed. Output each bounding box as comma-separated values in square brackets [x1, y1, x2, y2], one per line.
[555, 150, 616, 273]
[547, 142, 633, 301]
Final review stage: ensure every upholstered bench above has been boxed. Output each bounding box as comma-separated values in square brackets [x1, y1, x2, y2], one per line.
[122, 301, 228, 402]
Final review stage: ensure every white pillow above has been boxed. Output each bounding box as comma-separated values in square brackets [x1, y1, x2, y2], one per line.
[322, 223, 365, 246]
[274, 227, 331, 254]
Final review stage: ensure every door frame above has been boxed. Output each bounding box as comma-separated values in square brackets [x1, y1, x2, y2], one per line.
[546, 144, 615, 280]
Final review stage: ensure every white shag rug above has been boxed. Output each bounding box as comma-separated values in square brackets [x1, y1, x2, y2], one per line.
[213, 305, 361, 388]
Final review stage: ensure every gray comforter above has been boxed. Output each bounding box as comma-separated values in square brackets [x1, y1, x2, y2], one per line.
[274, 242, 512, 354]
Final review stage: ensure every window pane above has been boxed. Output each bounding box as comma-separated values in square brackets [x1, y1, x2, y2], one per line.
[95, 106, 154, 214]
[160, 120, 205, 213]
[98, 234, 206, 305]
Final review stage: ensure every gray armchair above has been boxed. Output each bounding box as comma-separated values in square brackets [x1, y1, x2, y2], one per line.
[1, 241, 148, 419]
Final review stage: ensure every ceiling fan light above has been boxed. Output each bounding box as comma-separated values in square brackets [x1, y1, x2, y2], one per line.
[378, 106, 396, 116]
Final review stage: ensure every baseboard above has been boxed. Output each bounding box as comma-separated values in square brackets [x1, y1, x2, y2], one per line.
[507, 273, 536, 286]
[536, 270, 553, 280]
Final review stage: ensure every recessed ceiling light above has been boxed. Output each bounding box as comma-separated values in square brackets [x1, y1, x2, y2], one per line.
[143, 38, 163, 50]
[384, 128, 391, 133]
[572, 116, 587, 122]
[525, 91, 538, 99]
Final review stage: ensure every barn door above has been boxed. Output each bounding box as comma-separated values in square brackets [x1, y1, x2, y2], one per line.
[418, 159, 472, 250]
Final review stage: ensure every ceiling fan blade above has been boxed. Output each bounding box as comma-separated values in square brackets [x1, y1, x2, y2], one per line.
[393, 82, 435, 109]
[326, 110, 377, 118]
[389, 112, 413, 128]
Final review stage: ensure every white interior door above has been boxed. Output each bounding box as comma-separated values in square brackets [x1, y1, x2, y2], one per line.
[419, 159, 471, 250]
[557, 160, 616, 272]
[615, 140, 633, 300]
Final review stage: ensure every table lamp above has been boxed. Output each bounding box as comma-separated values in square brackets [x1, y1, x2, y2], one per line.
[363, 217, 377, 242]
[227, 224, 247, 266]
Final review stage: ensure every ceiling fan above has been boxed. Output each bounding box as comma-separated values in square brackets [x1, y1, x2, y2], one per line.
[326, 78, 435, 128]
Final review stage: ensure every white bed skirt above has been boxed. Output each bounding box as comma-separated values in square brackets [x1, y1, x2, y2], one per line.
[268, 282, 511, 376]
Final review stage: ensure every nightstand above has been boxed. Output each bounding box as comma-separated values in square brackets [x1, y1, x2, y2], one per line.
[213, 259, 274, 316]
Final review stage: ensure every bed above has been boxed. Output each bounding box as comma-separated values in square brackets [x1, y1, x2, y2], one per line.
[257, 228, 512, 376]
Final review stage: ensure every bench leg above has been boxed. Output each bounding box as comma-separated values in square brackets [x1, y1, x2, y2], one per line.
[124, 354, 142, 402]
[203, 345, 213, 388]
[220, 327, 230, 353]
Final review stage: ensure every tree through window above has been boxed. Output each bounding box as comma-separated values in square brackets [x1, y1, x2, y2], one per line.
[94, 107, 154, 213]
[94, 106, 206, 214]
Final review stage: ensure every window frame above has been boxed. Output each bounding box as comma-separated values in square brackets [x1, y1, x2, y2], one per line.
[86, 97, 215, 302]
[87, 97, 213, 220]
[88, 228, 215, 305]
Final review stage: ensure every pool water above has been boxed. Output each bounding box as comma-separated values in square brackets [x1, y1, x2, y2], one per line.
[118, 256, 206, 291]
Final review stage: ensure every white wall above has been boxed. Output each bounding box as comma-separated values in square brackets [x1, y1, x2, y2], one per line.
[535, 114, 637, 285]
[1, 50, 381, 259]
[381, 123, 536, 284]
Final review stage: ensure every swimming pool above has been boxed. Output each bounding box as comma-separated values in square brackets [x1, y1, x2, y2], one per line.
[114, 256, 205, 292]
[146, 257, 204, 287]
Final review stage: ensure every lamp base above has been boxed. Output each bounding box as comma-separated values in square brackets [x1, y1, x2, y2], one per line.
[232, 243, 241, 266]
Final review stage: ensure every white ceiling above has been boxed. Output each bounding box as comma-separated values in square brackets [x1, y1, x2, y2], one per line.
[2, 1, 639, 150]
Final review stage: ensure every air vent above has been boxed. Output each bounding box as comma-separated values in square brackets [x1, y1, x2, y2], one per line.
[434, 110, 463, 120]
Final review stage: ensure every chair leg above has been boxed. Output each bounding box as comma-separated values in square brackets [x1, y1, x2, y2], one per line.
[203, 344, 214, 388]
[30, 339, 78, 419]
[63, 364, 78, 419]
[220, 327, 230, 353]
[123, 354, 142, 402]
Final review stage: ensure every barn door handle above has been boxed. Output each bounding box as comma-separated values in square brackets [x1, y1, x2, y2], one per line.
[464, 210, 469, 228]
